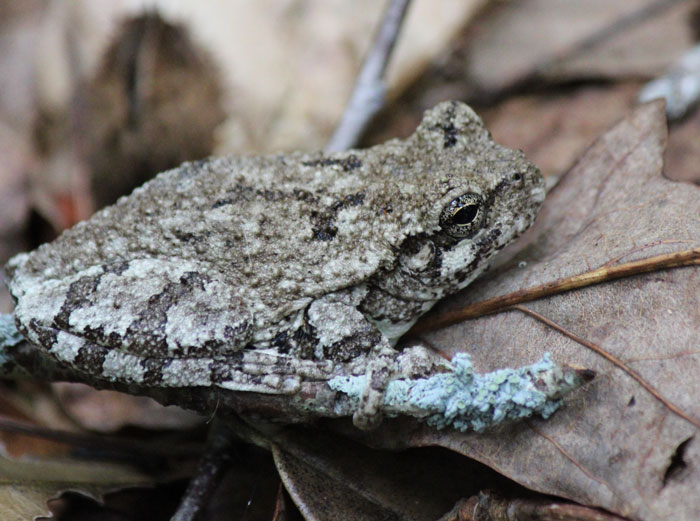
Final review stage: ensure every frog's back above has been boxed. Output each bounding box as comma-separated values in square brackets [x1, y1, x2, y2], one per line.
[6, 143, 432, 357]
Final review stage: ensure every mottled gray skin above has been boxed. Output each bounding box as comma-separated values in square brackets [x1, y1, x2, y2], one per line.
[5, 101, 544, 429]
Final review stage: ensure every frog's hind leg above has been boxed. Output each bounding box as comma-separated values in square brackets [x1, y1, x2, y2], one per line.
[23, 294, 402, 429]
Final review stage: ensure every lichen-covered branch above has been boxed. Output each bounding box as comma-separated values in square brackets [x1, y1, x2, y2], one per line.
[329, 348, 593, 432]
[0, 313, 22, 349]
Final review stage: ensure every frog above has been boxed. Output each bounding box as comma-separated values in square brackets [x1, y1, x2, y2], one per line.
[4, 101, 547, 430]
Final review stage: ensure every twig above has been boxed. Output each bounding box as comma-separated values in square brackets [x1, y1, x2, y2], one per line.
[408, 246, 700, 335]
[0, 313, 23, 350]
[170, 421, 237, 521]
[325, 0, 412, 152]
[514, 305, 700, 430]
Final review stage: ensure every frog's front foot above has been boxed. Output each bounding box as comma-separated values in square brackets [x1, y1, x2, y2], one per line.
[351, 352, 396, 430]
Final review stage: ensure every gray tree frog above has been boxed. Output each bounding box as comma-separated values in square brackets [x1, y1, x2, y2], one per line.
[5, 101, 551, 430]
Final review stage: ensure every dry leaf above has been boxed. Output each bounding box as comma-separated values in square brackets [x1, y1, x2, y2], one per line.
[482, 83, 642, 176]
[52, 383, 203, 433]
[55, 0, 482, 154]
[271, 427, 517, 521]
[465, 0, 696, 96]
[665, 106, 700, 184]
[84, 13, 225, 208]
[350, 101, 699, 521]
[438, 492, 629, 521]
[0, 454, 152, 521]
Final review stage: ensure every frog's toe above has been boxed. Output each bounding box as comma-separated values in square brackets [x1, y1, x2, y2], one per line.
[352, 389, 385, 430]
[351, 352, 395, 430]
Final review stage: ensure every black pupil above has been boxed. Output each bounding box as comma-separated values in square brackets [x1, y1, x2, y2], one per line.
[453, 204, 478, 225]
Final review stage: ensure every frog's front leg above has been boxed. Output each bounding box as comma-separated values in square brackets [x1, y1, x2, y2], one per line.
[306, 290, 398, 430]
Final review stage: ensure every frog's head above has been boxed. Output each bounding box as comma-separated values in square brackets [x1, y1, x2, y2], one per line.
[361, 101, 544, 342]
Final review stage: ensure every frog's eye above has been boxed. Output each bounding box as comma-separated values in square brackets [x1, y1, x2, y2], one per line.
[440, 193, 484, 237]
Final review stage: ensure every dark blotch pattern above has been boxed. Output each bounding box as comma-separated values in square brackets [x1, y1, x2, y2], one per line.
[311, 192, 365, 242]
[210, 351, 244, 383]
[302, 154, 362, 172]
[73, 345, 108, 375]
[429, 101, 458, 148]
[53, 274, 103, 330]
[292, 325, 318, 360]
[272, 331, 290, 354]
[141, 358, 165, 386]
[123, 271, 210, 356]
[53, 262, 130, 336]
[28, 318, 58, 349]
[324, 329, 381, 363]
[439, 122, 457, 148]
[103, 261, 130, 276]
[212, 184, 319, 209]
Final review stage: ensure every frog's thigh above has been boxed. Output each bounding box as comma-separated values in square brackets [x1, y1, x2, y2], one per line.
[17, 259, 255, 359]
[307, 295, 397, 430]
[25, 321, 335, 395]
[17, 323, 175, 386]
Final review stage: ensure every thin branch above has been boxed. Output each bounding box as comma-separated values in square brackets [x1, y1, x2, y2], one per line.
[170, 421, 237, 521]
[408, 246, 700, 336]
[325, 0, 412, 152]
[514, 305, 700, 431]
[0, 313, 23, 350]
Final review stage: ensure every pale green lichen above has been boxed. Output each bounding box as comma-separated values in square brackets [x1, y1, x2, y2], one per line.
[0, 313, 24, 372]
[0, 313, 23, 348]
[329, 353, 588, 432]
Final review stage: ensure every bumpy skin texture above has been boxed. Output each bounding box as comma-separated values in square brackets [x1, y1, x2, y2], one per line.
[5, 101, 544, 428]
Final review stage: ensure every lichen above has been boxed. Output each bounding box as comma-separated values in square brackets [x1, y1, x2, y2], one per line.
[329, 353, 588, 432]
[0, 313, 24, 371]
[0, 314, 23, 349]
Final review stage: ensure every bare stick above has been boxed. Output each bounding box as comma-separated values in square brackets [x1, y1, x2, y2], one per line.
[408, 246, 700, 335]
[325, 0, 412, 152]
[170, 421, 237, 521]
